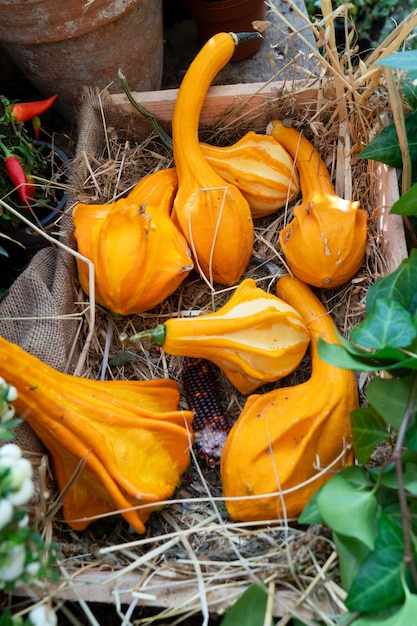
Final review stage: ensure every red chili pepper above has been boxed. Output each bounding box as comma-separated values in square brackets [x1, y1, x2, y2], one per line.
[2, 145, 34, 207]
[10, 95, 57, 123]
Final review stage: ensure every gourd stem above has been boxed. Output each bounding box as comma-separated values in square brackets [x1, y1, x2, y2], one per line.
[118, 70, 173, 151]
[124, 323, 167, 347]
[232, 31, 263, 45]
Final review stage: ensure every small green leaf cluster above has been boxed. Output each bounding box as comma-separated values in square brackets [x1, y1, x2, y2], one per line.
[298, 250, 417, 624]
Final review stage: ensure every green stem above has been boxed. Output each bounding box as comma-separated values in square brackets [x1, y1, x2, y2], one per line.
[392, 371, 417, 589]
[122, 324, 167, 347]
[233, 31, 263, 45]
[118, 70, 173, 151]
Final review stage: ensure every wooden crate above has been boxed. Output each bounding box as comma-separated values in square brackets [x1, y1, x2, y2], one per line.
[15, 80, 408, 621]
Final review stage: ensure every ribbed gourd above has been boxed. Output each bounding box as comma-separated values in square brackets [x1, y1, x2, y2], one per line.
[220, 275, 357, 522]
[267, 120, 368, 288]
[73, 172, 193, 315]
[123, 278, 310, 395]
[171, 32, 259, 286]
[200, 131, 300, 218]
[0, 335, 194, 533]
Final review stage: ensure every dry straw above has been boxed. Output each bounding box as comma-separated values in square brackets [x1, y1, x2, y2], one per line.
[5, 2, 417, 624]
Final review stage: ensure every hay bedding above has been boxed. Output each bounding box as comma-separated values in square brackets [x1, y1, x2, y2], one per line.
[1, 5, 415, 624]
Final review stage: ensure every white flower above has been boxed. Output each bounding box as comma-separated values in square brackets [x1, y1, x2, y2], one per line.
[0, 498, 13, 530]
[29, 604, 57, 626]
[0, 443, 21, 460]
[0, 448, 34, 506]
[0, 405, 16, 423]
[0, 543, 25, 581]
[5, 385, 17, 402]
[26, 561, 41, 577]
[7, 477, 34, 507]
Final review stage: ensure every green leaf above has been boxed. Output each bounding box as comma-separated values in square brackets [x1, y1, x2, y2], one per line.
[359, 109, 417, 169]
[390, 182, 417, 217]
[365, 376, 415, 431]
[350, 299, 417, 350]
[298, 486, 324, 525]
[366, 249, 417, 316]
[402, 70, 417, 109]
[333, 532, 371, 592]
[406, 424, 417, 451]
[317, 339, 413, 373]
[375, 50, 417, 70]
[220, 584, 273, 626]
[346, 514, 404, 612]
[403, 462, 417, 495]
[316, 474, 378, 550]
[351, 408, 390, 464]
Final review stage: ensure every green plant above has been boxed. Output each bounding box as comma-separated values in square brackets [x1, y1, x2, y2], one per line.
[0, 95, 58, 230]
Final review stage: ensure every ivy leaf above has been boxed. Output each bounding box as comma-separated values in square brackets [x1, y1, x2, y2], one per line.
[316, 474, 378, 550]
[375, 50, 417, 71]
[333, 532, 371, 592]
[317, 339, 413, 373]
[403, 462, 417, 495]
[365, 249, 417, 316]
[351, 589, 417, 625]
[220, 584, 272, 626]
[359, 108, 417, 169]
[350, 299, 417, 350]
[390, 182, 417, 217]
[402, 70, 417, 109]
[298, 486, 324, 525]
[365, 377, 415, 431]
[351, 408, 390, 464]
[346, 514, 405, 612]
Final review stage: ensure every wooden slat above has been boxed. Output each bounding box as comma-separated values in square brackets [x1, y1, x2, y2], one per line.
[13, 570, 337, 619]
[110, 80, 323, 127]
[373, 161, 408, 273]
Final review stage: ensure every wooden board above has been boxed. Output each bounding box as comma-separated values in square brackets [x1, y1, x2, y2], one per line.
[110, 80, 325, 127]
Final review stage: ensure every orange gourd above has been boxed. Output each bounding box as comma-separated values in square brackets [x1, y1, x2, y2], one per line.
[124, 278, 310, 395]
[220, 275, 356, 521]
[267, 120, 368, 288]
[73, 195, 193, 315]
[171, 32, 259, 286]
[0, 335, 194, 533]
[128, 167, 178, 216]
[200, 131, 300, 218]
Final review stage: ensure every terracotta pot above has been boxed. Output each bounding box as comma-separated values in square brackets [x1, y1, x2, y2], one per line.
[187, 0, 266, 62]
[0, 0, 163, 120]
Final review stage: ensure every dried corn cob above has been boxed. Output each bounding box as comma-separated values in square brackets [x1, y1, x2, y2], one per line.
[181, 356, 229, 467]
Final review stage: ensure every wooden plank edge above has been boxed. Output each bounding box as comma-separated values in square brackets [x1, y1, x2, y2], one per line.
[374, 161, 408, 273]
[109, 80, 323, 127]
[12, 570, 338, 619]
